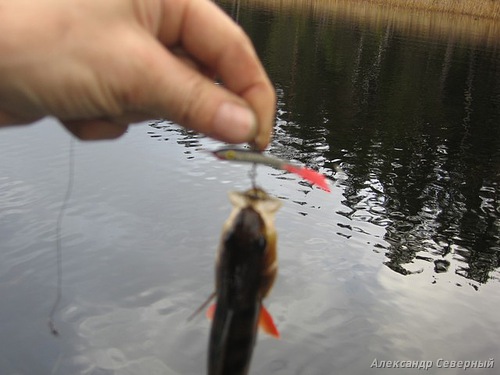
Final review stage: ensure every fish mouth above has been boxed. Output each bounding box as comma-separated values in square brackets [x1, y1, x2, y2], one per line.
[243, 187, 270, 201]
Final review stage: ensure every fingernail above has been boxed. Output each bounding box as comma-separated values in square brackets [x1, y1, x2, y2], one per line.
[213, 102, 257, 143]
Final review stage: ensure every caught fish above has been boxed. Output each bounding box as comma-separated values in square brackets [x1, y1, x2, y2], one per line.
[205, 187, 282, 375]
[212, 147, 331, 192]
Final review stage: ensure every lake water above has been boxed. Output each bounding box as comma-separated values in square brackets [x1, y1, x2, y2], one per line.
[1, 1, 499, 374]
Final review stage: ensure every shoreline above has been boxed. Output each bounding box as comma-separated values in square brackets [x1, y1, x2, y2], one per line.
[224, 0, 500, 46]
[227, 0, 500, 21]
[350, 0, 500, 20]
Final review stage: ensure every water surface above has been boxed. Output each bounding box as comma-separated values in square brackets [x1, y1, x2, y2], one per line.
[1, 1, 499, 374]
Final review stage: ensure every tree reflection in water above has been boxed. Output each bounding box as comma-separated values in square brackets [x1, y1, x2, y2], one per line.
[218, 0, 500, 286]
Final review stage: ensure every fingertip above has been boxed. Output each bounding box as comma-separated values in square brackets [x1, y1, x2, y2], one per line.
[242, 80, 276, 151]
[252, 135, 270, 152]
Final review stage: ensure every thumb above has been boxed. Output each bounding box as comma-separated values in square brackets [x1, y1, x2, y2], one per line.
[143, 48, 258, 145]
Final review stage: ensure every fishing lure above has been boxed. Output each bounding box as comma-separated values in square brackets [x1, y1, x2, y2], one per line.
[212, 147, 331, 192]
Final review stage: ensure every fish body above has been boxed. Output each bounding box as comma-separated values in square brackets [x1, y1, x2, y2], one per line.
[208, 188, 281, 375]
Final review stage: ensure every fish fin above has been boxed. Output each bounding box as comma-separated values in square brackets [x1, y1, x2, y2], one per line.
[283, 165, 331, 192]
[187, 292, 216, 322]
[259, 305, 280, 339]
[206, 303, 216, 320]
[256, 195, 282, 214]
[228, 191, 249, 208]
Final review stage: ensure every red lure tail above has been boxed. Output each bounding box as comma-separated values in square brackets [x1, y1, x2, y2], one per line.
[210, 147, 331, 192]
[283, 165, 331, 192]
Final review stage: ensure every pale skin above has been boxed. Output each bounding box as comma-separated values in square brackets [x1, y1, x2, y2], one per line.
[0, 0, 276, 150]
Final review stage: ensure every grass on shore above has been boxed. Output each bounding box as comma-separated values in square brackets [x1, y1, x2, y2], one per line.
[240, 0, 500, 20]
[354, 0, 500, 20]
[232, 0, 500, 46]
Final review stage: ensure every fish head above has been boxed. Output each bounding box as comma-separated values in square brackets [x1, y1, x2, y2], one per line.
[225, 206, 267, 255]
[212, 148, 239, 161]
[218, 188, 281, 299]
[228, 187, 282, 218]
[225, 188, 281, 257]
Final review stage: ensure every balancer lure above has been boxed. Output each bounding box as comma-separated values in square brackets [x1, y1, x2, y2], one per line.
[212, 147, 331, 192]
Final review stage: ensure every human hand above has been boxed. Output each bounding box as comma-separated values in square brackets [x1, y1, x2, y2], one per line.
[0, 0, 275, 150]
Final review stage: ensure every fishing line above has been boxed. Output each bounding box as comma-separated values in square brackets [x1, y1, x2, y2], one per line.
[231, 0, 259, 189]
[48, 137, 75, 336]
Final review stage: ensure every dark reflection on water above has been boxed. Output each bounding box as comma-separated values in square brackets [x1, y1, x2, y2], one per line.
[219, 0, 500, 286]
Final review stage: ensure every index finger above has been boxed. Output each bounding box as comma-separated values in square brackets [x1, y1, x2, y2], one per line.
[157, 0, 275, 149]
